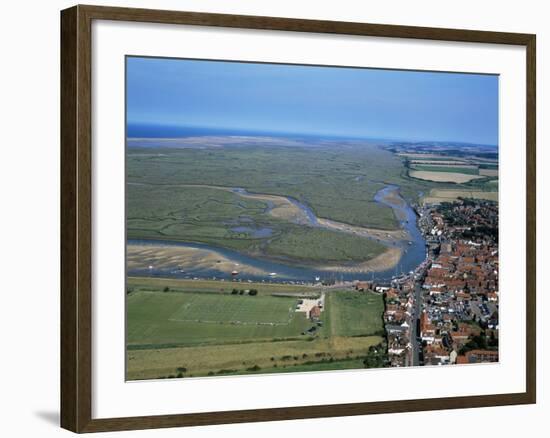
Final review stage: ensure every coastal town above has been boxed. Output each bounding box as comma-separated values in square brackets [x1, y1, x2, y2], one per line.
[124, 55, 500, 379]
[356, 198, 499, 367]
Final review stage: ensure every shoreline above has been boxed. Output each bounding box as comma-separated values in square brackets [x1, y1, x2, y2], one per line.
[127, 240, 403, 278]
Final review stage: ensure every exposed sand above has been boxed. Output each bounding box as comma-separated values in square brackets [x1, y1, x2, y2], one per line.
[317, 246, 402, 273]
[409, 160, 467, 165]
[128, 241, 402, 277]
[127, 136, 309, 148]
[409, 170, 485, 183]
[317, 218, 406, 241]
[127, 244, 270, 277]
[397, 153, 450, 159]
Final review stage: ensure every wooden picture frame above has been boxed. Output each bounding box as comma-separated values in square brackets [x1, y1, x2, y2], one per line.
[61, 4, 536, 433]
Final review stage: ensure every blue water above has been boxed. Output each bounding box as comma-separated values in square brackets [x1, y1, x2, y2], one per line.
[127, 124, 279, 138]
[287, 197, 319, 226]
[127, 185, 427, 283]
[374, 185, 427, 276]
[231, 226, 273, 238]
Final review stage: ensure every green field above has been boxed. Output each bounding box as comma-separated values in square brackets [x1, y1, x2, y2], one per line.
[325, 291, 385, 337]
[126, 280, 385, 379]
[127, 291, 311, 348]
[264, 226, 385, 263]
[169, 293, 294, 324]
[127, 277, 318, 295]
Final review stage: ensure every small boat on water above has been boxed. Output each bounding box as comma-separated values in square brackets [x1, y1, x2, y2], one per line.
[231, 270, 239, 276]
[269, 272, 277, 277]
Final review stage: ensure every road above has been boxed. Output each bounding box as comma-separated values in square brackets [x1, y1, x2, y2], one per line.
[411, 281, 423, 366]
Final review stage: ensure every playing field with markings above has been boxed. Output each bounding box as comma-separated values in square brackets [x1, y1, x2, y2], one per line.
[169, 292, 295, 325]
[127, 290, 311, 348]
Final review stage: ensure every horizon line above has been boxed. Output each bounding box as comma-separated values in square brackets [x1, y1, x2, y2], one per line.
[126, 122, 499, 148]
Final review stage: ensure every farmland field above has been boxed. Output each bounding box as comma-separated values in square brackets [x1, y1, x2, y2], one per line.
[408, 170, 485, 183]
[479, 168, 499, 177]
[127, 335, 383, 380]
[126, 279, 385, 379]
[422, 189, 499, 204]
[410, 165, 480, 175]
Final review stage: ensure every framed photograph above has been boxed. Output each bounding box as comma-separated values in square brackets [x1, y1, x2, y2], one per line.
[60, 4, 536, 433]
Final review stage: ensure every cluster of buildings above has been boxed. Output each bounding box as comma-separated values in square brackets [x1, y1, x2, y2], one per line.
[361, 199, 500, 368]
[420, 200, 499, 366]
[356, 268, 424, 367]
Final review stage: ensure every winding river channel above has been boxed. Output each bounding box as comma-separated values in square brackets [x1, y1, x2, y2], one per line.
[127, 185, 427, 282]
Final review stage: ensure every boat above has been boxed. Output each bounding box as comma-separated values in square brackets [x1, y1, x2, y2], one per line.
[269, 272, 277, 277]
[231, 270, 239, 276]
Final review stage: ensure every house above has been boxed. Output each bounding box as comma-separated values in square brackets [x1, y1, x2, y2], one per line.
[355, 281, 372, 291]
[309, 306, 321, 321]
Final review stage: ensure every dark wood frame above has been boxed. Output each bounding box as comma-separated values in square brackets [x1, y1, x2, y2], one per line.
[61, 4, 536, 433]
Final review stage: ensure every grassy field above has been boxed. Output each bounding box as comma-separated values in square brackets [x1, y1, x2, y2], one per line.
[127, 277, 319, 295]
[127, 335, 382, 380]
[264, 226, 386, 263]
[126, 280, 385, 379]
[127, 291, 311, 348]
[325, 291, 384, 337]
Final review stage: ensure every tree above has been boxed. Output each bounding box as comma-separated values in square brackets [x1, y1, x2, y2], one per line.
[249, 289, 258, 296]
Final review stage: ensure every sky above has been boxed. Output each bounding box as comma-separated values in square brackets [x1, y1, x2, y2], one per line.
[126, 56, 499, 145]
